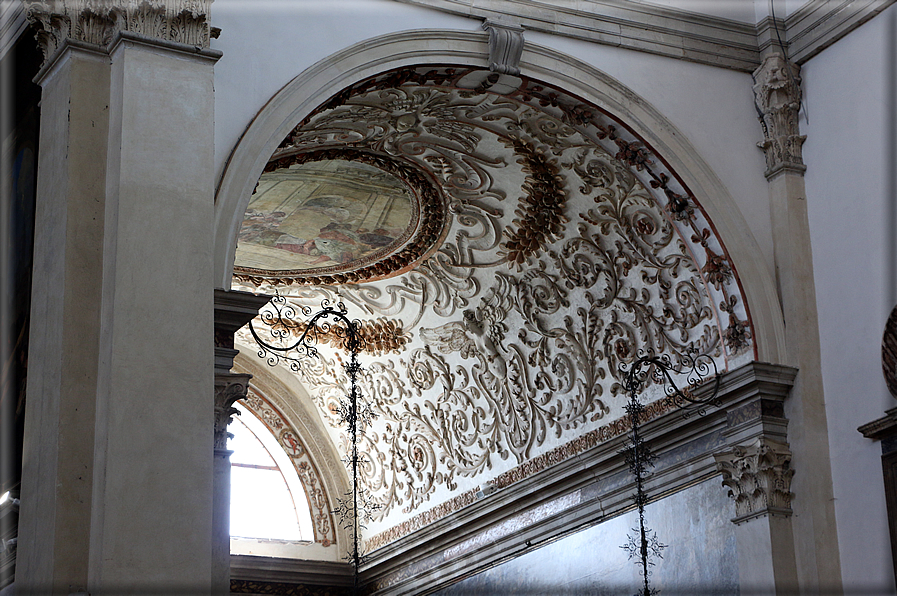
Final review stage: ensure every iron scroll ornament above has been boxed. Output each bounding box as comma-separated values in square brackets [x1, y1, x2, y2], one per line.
[618, 350, 720, 596]
[248, 291, 377, 595]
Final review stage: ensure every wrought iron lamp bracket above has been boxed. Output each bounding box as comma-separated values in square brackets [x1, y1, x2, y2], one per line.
[618, 349, 720, 596]
[247, 289, 376, 595]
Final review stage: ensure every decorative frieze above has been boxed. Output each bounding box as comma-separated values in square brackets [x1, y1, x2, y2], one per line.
[714, 438, 794, 523]
[214, 373, 251, 451]
[25, 0, 213, 64]
[752, 53, 806, 177]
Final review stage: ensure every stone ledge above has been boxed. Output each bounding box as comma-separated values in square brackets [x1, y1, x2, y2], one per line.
[393, 0, 895, 72]
[786, 0, 895, 63]
[230, 554, 354, 587]
[360, 361, 796, 596]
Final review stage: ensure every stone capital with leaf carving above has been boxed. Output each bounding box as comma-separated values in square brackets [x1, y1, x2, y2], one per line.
[25, 0, 215, 66]
[214, 372, 251, 452]
[714, 438, 794, 524]
[752, 53, 806, 177]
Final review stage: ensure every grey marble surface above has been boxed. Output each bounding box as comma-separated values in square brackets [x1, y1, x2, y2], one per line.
[433, 479, 738, 596]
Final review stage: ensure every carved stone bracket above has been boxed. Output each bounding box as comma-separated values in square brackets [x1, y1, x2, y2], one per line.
[25, 0, 214, 65]
[714, 438, 794, 524]
[752, 53, 806, 177]
[482, 19, 524, 76]
[214, 372, 251, 451]
[213, 289, 269, 451]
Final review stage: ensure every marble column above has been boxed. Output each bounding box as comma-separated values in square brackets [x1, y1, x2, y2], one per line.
[753, 51, 843, 592]
[17, 2, 221, 593]
[212, 289, 269, 595]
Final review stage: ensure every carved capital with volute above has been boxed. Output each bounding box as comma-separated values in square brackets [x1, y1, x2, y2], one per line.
[752, 53, 806, 177]
[25, 0, 215, 65]
[714, 438, 794, 524]
[482, 19, 524, 76]
[214, 372, 251, 452]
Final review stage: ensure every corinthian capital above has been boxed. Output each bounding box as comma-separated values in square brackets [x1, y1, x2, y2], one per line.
[214, 372, 251, 451]
[714, 438, 794, 523]
[752, 53, 806, 177]
[25, 0, 214, 65]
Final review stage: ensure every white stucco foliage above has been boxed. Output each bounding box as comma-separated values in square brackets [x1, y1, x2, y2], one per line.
[523, 29, 776, 283]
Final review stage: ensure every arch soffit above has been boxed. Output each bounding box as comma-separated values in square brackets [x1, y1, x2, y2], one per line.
[214, 29, 785, 363]
[233, 344, 352, 552]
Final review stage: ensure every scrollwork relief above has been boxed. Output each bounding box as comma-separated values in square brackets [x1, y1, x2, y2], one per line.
[232, 66, 757, 536]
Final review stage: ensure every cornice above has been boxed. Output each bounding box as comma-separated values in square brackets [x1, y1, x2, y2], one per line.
[858, 407, 897, 442]
[230, 555, 353, 586]
[360, 361, 796, 595]
[0, 0, 28, 60]
[785, 0, 895, 63]
[393, 0, 761, 72]
[9, 0, 895, 74]
[391, 0, 896, 71]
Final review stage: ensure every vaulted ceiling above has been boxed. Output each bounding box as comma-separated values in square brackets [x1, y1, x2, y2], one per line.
[231, 65, 755, 544]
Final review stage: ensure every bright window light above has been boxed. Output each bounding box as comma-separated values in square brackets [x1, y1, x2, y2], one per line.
[229, 403, 314, 541]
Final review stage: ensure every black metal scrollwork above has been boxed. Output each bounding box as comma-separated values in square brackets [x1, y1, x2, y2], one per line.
[249, 290, 379, 595]
[618, 349, 719, 596]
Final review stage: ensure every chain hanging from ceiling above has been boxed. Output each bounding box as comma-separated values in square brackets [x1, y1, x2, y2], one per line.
[619, 350, 720, 596]
[249, 290, 379, 595]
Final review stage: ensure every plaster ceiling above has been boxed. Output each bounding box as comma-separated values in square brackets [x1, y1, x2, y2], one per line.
[232, 65, 755, 545]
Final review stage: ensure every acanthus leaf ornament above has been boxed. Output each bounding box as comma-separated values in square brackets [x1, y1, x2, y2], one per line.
[213, 373, 252, 452]
[25, 0, 214, 66]
[714, 438, 795, 523]
[753, 53, 806, 177]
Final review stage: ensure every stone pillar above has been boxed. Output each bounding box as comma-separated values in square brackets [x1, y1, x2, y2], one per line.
[212, 373, 249, 596]
[753, 51, 843, 592]
[16, 2, 221, 593]
[212, 289, 269, 595]
[715, 439, 799, 594]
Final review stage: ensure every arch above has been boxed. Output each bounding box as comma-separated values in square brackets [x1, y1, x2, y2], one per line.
[233, 343, 352, 561]
[213, 29, 785, 363]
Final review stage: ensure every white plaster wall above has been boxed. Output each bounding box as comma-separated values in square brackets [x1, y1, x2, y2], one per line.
[801, 3, 896, 590]
[210, 1, 776, 286]
[210, 0, 474, 185]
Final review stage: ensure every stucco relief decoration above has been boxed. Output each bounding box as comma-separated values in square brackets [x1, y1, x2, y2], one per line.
[25, 0, 213, 64]
[240, 388, 337, 547]
[713, 438, 794, 522]
[233, 66, 756, 540]
[752, 53, 806, 176]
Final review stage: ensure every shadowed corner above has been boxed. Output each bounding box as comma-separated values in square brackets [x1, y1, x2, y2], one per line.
[888, 7, 897, 315]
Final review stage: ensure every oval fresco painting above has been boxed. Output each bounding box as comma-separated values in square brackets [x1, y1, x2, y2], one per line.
[235, 159, 416, 273]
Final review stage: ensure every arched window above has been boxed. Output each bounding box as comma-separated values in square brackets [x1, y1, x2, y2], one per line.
[228, 402, 314, 541]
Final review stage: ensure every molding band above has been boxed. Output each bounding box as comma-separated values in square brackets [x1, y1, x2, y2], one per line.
[359, 361, 796, 595]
